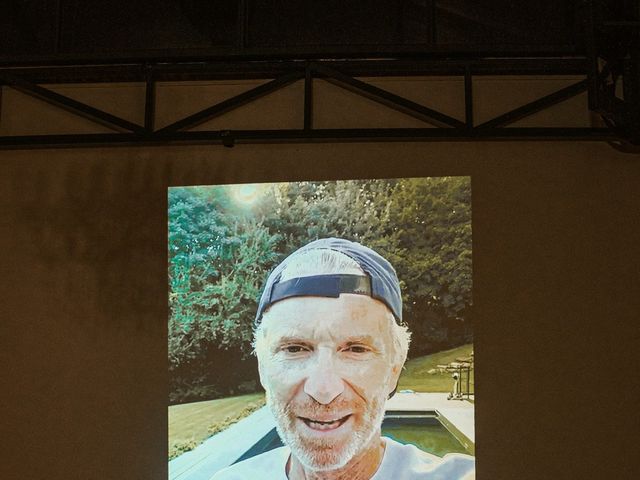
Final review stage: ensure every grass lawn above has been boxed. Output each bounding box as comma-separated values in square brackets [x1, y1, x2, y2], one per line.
[168, 392, 265, 458]
[397, 343, 474, 393]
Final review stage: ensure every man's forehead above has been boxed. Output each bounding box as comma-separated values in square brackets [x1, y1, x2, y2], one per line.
[260, 294, 394, 341]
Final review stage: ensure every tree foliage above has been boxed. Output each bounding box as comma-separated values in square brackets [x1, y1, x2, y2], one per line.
[168, 177, 472, 403]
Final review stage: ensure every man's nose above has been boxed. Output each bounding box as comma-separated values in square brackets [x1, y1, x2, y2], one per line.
[303, 349, 345, 404]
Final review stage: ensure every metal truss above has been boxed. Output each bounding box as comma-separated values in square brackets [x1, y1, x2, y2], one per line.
[0, 57, 629, 150]
[584, 0, 640, 152]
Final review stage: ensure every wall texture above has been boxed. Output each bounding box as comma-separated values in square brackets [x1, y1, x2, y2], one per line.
[1, 78, 639, 479]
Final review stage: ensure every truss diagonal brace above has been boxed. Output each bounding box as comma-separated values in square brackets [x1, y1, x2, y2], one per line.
[311, 63, 466, 129]
[0, 71, 146, 134]
[477, 80, 588, 129]
[157, 71, 304, 133]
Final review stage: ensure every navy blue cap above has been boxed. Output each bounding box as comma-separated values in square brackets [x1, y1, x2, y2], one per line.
[255, 238, 402, 325]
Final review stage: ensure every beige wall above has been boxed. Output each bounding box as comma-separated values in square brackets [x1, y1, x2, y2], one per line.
[1, 78, 638, 479]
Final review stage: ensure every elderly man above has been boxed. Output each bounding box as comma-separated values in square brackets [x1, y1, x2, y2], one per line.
[212, 238, 475, 479]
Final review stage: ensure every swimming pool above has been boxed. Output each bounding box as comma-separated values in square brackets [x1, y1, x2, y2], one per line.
[234, 410, 473, 464]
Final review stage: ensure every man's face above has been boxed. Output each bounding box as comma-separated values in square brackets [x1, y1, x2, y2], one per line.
[256, 294, 401, 471]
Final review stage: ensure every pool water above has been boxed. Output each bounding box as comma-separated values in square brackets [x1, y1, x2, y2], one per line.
[234, 411, 472, 464]
[382, 422, 470, 457]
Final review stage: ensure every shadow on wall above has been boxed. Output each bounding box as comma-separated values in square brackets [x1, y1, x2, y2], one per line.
[7, 157, 175, 330]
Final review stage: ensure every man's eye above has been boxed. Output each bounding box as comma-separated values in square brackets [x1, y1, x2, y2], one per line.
[283, 345, 307, 353]
[345, 345, 369, 353]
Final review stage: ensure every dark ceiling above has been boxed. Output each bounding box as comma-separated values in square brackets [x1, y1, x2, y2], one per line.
[1, 1, 638, 148]
[1, 0, 589, 63]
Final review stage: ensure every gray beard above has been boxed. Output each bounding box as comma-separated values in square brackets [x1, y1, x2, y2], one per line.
[267, 393, 386, 471]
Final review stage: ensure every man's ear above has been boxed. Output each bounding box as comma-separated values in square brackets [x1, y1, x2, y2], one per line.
[387, 363, 403, 398]
[254, 325, 269, 390]
[257, 358, 268, 391]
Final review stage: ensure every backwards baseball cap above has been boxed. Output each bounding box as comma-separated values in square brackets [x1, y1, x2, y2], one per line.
[255, 237, 402, 326]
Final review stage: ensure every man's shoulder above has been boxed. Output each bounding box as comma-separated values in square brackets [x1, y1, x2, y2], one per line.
[377, 438, 475, 480]
[209, 446, 290, 480]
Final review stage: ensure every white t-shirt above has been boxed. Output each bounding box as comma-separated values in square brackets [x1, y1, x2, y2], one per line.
[210, 437, 475, 479]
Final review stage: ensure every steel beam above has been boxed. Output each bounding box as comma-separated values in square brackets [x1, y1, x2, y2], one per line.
[0, 54, 632, 149]
[0, 128, 616, 149]
[464, 66, 473, 128]
[304, 65, 313, 131]
[238, 0, 249, 49]
[144, 66, 156, 133]
[0, 44, 581, 68]
[0, 58, 590, 85]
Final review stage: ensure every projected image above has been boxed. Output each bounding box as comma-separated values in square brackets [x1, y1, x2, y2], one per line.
[168, 177, 474, 479]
